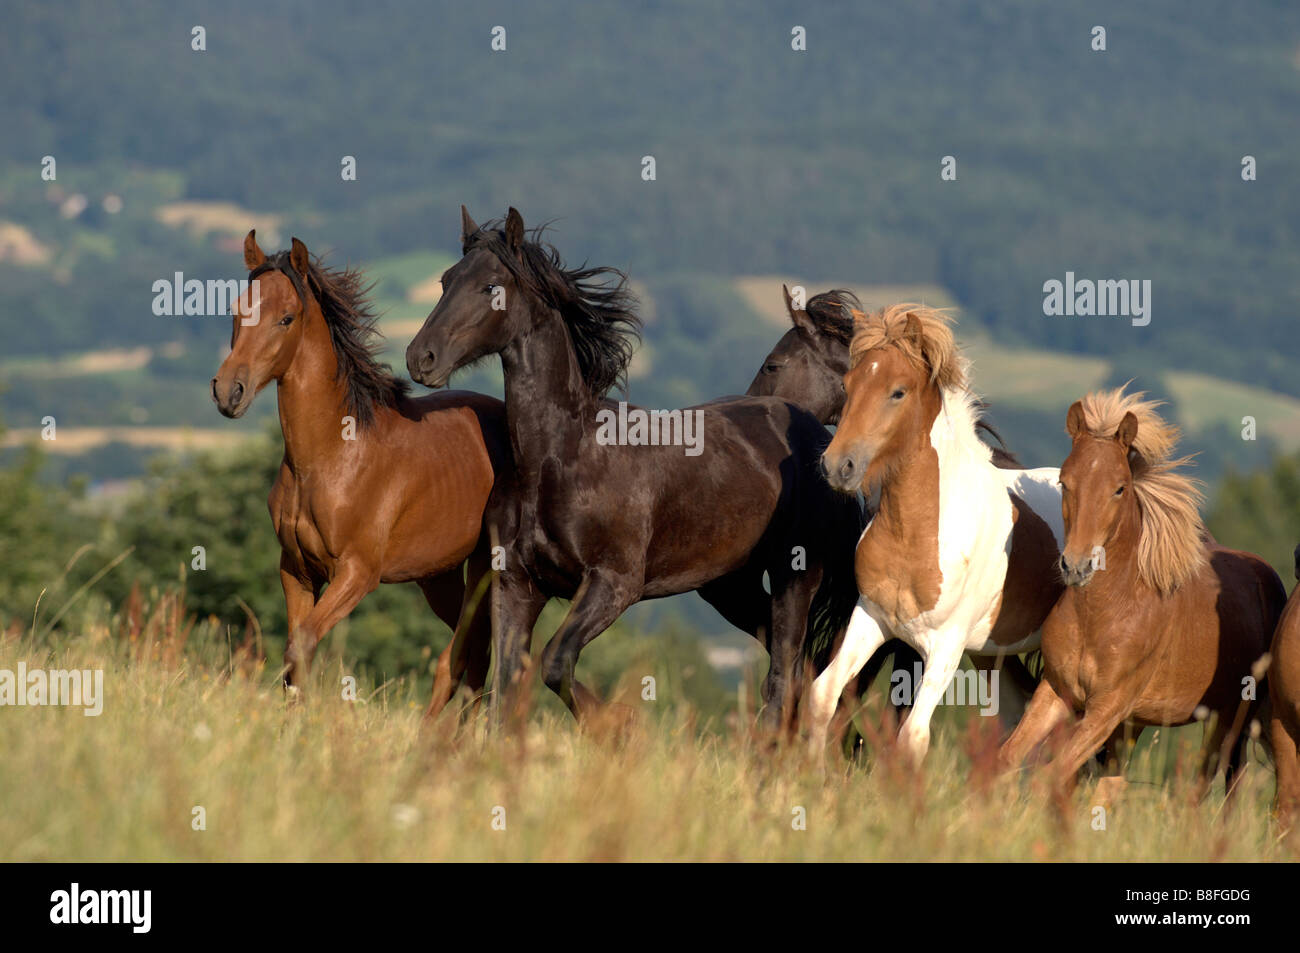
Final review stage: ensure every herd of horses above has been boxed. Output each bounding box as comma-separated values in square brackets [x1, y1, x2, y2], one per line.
[209, 207, 1300, 822]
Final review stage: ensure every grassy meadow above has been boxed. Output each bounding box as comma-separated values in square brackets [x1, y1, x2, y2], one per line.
[3, 599, 1295, 863]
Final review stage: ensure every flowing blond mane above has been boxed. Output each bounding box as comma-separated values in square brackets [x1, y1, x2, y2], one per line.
[848, 303, 969, 392]
[1074, 387, 1208, 594]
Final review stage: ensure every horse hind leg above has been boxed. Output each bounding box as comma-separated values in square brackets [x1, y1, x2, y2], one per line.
[421, 548, 496, 722]
[761, 565, 821, 737]
[419, 571, 468, 721]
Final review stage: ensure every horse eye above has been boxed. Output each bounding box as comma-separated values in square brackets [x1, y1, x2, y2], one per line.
[278, 314, 294, 326]
[482, 283, 496, 294]
[763, 362, 782, 373]
[1114, 485, 1125, 497]
[890, 388, 906, 400]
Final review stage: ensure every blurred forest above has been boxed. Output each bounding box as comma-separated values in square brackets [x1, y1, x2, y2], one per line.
[1, 1, 1298, 689]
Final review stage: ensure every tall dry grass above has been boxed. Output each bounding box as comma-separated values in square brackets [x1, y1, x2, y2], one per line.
[1, 592, 1294, 862]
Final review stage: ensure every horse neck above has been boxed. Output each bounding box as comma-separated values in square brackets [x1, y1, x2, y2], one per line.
[499, 300, 595, 477]
[276, 304, 354, 469]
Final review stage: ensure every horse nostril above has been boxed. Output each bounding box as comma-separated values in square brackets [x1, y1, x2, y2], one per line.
[230, 381, 244, 405]
[838, 458, 855, 482]
[1060, 555, 1070, 574]
[210, 378, 219, 403]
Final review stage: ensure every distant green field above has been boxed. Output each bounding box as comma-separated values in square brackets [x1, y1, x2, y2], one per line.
[4, 263, 1298, 475]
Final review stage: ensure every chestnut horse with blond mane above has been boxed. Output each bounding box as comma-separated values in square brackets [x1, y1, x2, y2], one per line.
[212, 231, 508, 712]
[999, 388, 1285, 800]
[807, 304, 1065, 762]
[1269, 551, 1300, 824]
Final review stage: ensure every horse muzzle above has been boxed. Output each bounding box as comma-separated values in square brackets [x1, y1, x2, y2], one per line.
[405, 346, 453, 389]
[820, 447, 868, 494]
[1059, 552, 1096, 588]
[211, 374, 250, 419]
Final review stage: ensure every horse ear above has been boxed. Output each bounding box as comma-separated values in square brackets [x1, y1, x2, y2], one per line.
[903, 311, 931, 370]
[289, 237, 310, 277]
[903, 312, 925, 346]
[784, 284, 815, 333]
[1065, 400, 1087, 439]
[243, 229, 266, 271]
[505, 207, 525, 250]
[460, 205, 479, 247]
[1115, 411, 1139, 450]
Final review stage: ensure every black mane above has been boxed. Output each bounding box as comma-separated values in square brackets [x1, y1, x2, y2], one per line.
[466, 221, 642, 397]
[805, 289, 859, 344]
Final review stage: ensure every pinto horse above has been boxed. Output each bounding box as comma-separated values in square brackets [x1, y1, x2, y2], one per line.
[212, 231, 507, 712]
[999, 388, 1285, 800]
[806, 304, 1065, 762]
[1270, 550, 1300, 823]
[405, 207, 861, 732]
[749, 288, 1040, 735]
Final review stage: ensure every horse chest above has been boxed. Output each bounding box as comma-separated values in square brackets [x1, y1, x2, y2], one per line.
[270, 472, 334, 579]
[515, 458, 604, 587]
[854, 527, 943, 633]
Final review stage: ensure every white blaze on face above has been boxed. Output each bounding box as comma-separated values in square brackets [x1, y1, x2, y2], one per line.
[870, 361, 878, 374]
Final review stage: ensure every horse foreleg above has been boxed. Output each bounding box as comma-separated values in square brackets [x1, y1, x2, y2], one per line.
[280, 556, 318, 689]
[999, 678, 1072, 773]
[897, 636, 965, 765]
[1270, 711, 1300, 828]
[284, 560, 378, 690]
[1050, 696, 1130, 803]
[537, 571, 638, 723]
[805, 601, 886, 759]
[489, 566, 546, 729]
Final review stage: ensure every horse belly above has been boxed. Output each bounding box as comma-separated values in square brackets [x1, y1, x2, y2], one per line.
[979, 492, 1063, 651]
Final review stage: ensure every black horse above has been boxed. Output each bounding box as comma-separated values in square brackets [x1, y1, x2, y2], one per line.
[406, 207, 861, 732]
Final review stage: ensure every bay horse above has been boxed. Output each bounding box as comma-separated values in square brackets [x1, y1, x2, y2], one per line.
[405, 207, 861, 732]
[211, 230, 508, 714]
[807, 304, 1066, 763]
[999, 388, 1285, 801]
[1270, 550, 1300, 824]
[748, 288, 1040, 736]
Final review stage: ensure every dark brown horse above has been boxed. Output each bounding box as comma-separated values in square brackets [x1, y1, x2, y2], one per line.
[212, 231, 507, 713]
[405, 208, 861, 732]
[999, 388, 1285, 800]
